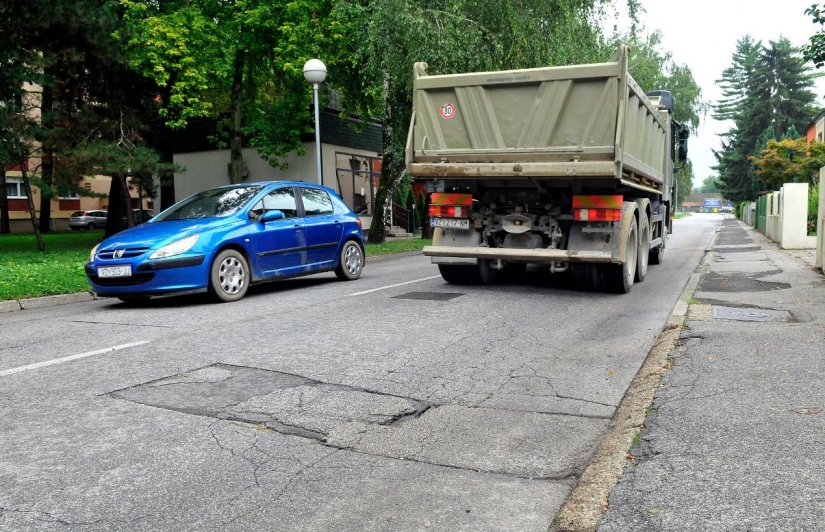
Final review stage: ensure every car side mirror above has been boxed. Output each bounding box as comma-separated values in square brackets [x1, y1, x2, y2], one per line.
[260, 210, 285, 223]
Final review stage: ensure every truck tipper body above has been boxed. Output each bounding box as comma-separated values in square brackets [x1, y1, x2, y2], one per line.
[406, 46, 688, 292]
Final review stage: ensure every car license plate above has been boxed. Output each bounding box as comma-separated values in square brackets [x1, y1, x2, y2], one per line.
[98, 265, 132, 278]
[431, 217, 470, 230]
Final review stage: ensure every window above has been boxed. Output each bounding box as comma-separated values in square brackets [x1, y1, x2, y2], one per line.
[261, 187, 298, 217]
[299, 188, 333, 216]
[5, 180, 27, 198]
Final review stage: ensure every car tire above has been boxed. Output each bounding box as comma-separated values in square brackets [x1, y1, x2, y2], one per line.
[335, 240, 364, 281]
[88, 223, 96, 230]
[209, 249, 249, 302]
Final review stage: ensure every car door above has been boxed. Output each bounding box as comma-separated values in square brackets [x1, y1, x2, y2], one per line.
[246, 187, 305, 276]
[297, 187, 343, 266]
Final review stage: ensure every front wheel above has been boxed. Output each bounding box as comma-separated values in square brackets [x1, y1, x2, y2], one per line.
[87, 222, 96, 230]
[209, 249, 249, 302]
[335, 241, 364, 280]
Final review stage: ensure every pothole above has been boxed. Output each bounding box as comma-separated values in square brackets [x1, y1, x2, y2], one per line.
[698, 270, 790, 292]
[712, 305, 794, 322]
[392, 292, 464, 301]
[110, 364, 430, 440]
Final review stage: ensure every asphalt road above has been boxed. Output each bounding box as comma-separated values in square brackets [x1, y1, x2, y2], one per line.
[0, 214, 722, 530]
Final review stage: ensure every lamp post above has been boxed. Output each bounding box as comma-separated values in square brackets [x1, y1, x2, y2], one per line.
[303, 59, 327, 186]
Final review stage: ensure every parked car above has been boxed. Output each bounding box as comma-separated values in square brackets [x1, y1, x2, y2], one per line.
[86, 181, 365, 303]
[123, 209, 155, 225]
[69, 210, 108, 230]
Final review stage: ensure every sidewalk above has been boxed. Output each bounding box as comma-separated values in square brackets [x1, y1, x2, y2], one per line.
[600, 218, 825, 530]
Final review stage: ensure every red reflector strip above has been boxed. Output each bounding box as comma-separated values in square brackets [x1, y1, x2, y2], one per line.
[572, 195, 623, 209]
[574, 208, 622, 222]
[430, 192, 472, 206]
[429, 205, 465, 217]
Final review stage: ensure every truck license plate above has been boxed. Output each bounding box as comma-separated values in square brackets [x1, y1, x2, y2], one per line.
[98, 265, 132, 278]
[431, 217, 470, 230]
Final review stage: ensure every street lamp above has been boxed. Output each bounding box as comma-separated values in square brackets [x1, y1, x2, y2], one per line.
[303, 58, 327, 186]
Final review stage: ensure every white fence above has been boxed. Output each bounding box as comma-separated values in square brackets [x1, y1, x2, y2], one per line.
[763, 183, 816, 250]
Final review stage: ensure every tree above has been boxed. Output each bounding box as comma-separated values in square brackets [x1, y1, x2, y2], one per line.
[675, 159, 694, 209]
[752, 138, 825, 187]
[803, 3, 825, 67]
[713, 36, 818, 202]
[330, 0, 610, 243]
[697, 177, 721, 193]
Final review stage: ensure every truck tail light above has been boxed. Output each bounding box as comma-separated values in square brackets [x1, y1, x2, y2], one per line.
[573, 208, 622, 222]
[572, 195, 623, 222]
[429, 192, 473, 218]
[429, 205, 466, 217]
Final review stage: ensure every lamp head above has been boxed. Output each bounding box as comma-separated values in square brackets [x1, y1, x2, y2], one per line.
[303, 59, 327, 84]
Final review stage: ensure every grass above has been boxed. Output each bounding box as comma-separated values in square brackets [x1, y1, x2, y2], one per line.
[0, 231, 431, 301]
[0, 231, 103, 301]
[366, 238, 431, 256]
[674, 212, 692, 219]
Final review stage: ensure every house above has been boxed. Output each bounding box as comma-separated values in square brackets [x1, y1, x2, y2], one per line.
[806, 109, 825, 144]
[170, 108, 383, 217]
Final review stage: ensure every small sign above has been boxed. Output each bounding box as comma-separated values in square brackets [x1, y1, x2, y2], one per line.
[439, 103, 456, 120]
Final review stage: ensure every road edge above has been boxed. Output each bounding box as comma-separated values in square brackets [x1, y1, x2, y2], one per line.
[551, 228, 717, 531]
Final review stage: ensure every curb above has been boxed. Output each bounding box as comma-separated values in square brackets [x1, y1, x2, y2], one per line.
[551, 228, 719, 531]
[1, 292, 95, 313]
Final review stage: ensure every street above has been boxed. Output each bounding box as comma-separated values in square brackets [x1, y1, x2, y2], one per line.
[1, 215, 721, 530]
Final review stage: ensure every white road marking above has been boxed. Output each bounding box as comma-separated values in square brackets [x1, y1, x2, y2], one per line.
[0, 341, 150, 377]
[348, 275, 442, 297]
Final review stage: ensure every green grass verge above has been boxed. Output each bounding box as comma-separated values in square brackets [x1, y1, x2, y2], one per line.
[366, 238, 431, 256]
[0, 232, 430, 301]
[674, 212, 692, 219]
[0, 231, 103, 300]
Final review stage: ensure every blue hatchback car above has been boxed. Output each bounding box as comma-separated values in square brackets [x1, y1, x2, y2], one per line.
[86, 181, 365, 303]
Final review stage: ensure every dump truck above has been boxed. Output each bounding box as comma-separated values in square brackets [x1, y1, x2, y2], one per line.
[406, 46, 689, 293]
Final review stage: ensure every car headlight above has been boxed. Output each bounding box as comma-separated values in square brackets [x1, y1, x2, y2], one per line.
[89, 244, 99, 262]
[149, 234, 200, 259]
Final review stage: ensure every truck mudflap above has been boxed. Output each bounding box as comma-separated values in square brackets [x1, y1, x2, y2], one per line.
[422, 245, 614, 264]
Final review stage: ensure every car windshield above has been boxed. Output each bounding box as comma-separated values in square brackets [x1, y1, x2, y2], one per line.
[154, 186, 263, 221]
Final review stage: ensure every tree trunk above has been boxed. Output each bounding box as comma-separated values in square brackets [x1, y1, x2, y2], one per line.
[0, 164, 10, 233]
[20, 158, 44, 251]
[38, 80, 54, 234]
[367, 71, 394, 244]
[228, 49, 245, 184]
[104, 173, 129, 238]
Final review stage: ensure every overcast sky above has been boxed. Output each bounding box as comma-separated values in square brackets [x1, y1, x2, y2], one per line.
[605, 0, 825, 188]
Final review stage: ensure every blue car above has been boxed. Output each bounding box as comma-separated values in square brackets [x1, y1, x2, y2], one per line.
[86, 181, 365, 303]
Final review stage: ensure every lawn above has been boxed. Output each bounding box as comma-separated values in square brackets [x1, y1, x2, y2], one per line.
[0, 231, 103, 301]
[0, 231, 430, 301]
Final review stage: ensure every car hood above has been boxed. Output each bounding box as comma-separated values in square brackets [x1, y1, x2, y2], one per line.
[99, 218, 235, 250]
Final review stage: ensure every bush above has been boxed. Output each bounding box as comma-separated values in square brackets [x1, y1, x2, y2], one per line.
[809, 179, 820, 236]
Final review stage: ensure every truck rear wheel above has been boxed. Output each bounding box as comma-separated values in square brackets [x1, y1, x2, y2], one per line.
[571, 263, 602, 291]
[438, 264, 477, 285]
[604, 217, 638, 293]
[635, 210, 650, 282]
[650, 225, 667, 265]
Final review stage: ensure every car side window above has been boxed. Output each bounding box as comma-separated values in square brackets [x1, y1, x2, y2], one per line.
[299, 188, 333, 216]
[262, 187, 298, 218]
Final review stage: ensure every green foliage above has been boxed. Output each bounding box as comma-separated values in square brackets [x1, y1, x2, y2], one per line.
[675, 159, 694, 208]
[697, 177, 721, 193]
[803, 3, 825, 67]
[809, 178, 820, 235]
[714, 37, 819, 202]
[751, 138, 825, 186]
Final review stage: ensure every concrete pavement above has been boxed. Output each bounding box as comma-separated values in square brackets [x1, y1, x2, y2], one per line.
[599, 218, 825, 530]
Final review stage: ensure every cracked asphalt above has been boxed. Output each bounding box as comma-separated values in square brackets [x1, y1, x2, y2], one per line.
[600, 218, 825, 530]
[1, 215, 718, 530]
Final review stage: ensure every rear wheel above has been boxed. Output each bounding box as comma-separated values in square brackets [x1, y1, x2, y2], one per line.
[604, 217, 638, 293]
[650, 223, 667, 265]
[635, 210, 650, 282]
[477, 259, 504, 285]
[571, 263, 602, 291]
[209, 249, 249, 302]
[335, 241, 364, 281]
[438, 264, 478, 284]
[87, 222, 96, 230]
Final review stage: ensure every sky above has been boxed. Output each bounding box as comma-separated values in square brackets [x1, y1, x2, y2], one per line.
[605, 0, 825, 188]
